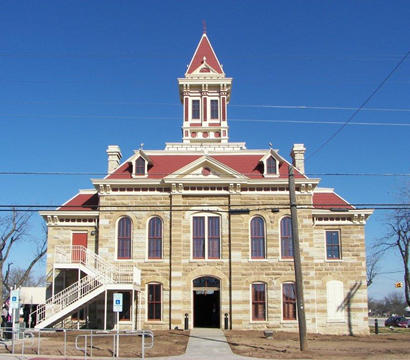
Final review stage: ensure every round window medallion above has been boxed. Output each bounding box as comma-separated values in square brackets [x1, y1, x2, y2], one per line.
[203, 132, 209, 138]
[202, 167, 211, 176]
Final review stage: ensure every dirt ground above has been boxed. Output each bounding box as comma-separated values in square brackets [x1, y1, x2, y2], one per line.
[2, 328, 410, 359]
[224, 329, 410, 359]
[0, 330, 189, 358]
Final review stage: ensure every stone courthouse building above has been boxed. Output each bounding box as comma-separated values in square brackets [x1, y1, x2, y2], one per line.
[37, 32, 373, 334]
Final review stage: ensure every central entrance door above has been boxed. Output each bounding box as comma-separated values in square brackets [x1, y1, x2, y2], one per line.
[193, 276, 220, 328]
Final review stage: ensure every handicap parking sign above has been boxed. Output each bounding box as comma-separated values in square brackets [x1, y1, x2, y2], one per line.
[10, 290, 19, 309]
[113, 293, 123, 312]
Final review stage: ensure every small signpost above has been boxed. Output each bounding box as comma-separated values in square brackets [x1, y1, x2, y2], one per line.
[113, 293, 123, 357]
[10, 289, 20, 352]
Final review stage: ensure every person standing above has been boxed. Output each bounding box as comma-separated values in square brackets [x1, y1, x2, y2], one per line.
[1, 306, 8, 327]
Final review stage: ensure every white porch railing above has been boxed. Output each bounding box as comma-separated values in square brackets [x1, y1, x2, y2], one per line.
[35, 274, 103, 324]
[55, 245, 140, 285]
[32, 245, 141, 328]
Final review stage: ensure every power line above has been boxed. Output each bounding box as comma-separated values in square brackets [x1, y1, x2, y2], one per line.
[2, 100, 410, 113]
[0, 203, 407, 209]
[307, 49, 410, 160]
[231, 119, 410, 127]
[231, 104, 410, 113]
[0, 171, 409, 177]
[1, 114, 408, 127]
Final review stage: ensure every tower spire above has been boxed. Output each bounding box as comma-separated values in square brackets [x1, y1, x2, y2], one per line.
[178, 33, 232, 144]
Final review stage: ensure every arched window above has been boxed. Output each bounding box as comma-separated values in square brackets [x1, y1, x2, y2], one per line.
[117, 217, 132, 259]
[252, 283, 266, 321]
[266, 156, 277, 174]
[251, 217, 265, 259]
[135, 157, 146, 175]
[148, 217, 162, 259]
[147, 283, 162, 321]
[281, 217, 293, 259]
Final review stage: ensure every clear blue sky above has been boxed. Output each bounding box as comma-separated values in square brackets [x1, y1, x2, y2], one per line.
[1, 0, 409, 300]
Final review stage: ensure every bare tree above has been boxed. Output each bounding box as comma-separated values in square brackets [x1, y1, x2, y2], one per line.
[378, 185, 410, 306]
[366, 253, 380, 287]
[0, 209, 47, 308]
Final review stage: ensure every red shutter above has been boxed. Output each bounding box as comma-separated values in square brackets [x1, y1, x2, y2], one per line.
[184, 98, 188, 121]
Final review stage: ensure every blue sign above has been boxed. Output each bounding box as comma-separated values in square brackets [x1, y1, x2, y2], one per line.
[113, 293, 123, 312]
[10, 290, 20, 309]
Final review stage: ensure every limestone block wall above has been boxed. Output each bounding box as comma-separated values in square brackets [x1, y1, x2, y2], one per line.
[44, 190, 369, 335]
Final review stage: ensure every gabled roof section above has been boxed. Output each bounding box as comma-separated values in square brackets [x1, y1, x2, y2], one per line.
[57, 191, 99, 211]
[313, 190, 354, 210]
[132, 149, 152, 164]
[164, 155, 248, 181]
[107, 155, 202, 179]
[259, 149, 284, 164]
[186, 34, 224, 75]
[106, 153, 307, 180]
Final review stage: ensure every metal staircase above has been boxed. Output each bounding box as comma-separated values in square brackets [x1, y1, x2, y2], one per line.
[33, 245, 140, 329]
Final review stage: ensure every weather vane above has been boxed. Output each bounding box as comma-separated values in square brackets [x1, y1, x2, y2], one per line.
[202, 20, 207, 34]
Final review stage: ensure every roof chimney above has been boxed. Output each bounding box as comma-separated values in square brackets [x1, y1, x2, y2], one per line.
[290, 144, 306, 174]
[106, 145, 122, 174]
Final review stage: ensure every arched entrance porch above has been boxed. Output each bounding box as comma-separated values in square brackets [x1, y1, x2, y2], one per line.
[193, 276, 220, 328]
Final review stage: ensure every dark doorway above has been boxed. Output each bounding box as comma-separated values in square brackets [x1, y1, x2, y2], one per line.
[193, 276, 220, 328]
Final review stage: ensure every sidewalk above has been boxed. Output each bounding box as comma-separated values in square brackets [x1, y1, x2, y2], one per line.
[154, 328, 261, 360]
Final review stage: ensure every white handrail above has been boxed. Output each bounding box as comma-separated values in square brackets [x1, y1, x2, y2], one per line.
[55, 245, 136, 284]
[35, 274, 103, 323]
[33, 245, 140, 327]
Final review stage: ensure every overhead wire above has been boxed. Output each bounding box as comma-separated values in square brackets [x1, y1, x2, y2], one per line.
[307, 49, 410, 160]
[0, 171, 409, 177]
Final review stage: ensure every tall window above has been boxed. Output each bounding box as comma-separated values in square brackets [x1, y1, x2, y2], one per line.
[147, 283, 161, 321]
[192, 100, 200, 119]
[148, 217, 162, 259]
[283, 283, 296, 320]
[252, 283, 266, 321]
[208, 217, 220, 259]
[210, 99, 218, 119]
[266, 156, 277, 174]
[117, 217, 131, 259]
[326, 230, 341, 260]
[192, 215, 220, 259]
[251, 217, 265, 259]
[281, 217, 293, 259]
[135, 157, 146, 175]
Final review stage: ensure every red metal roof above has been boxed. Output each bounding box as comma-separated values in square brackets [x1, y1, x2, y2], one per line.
[59, 193, 99, 211]
[187, 34, 223, 74]
[107, 154, 305, 179]
[312, 192, 353, 209]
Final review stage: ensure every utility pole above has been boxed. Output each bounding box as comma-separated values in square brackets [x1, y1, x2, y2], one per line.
[288, 165, 307, 351]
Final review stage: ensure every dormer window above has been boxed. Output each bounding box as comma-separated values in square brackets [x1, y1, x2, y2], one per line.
[267, 156, 277, 175]
[135, 157, 146, 175]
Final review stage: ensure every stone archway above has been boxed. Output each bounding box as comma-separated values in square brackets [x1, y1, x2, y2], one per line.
[193, 276, 220, 328]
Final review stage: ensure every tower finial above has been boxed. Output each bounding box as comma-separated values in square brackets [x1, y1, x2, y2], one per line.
[202, 20, 207, 34]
